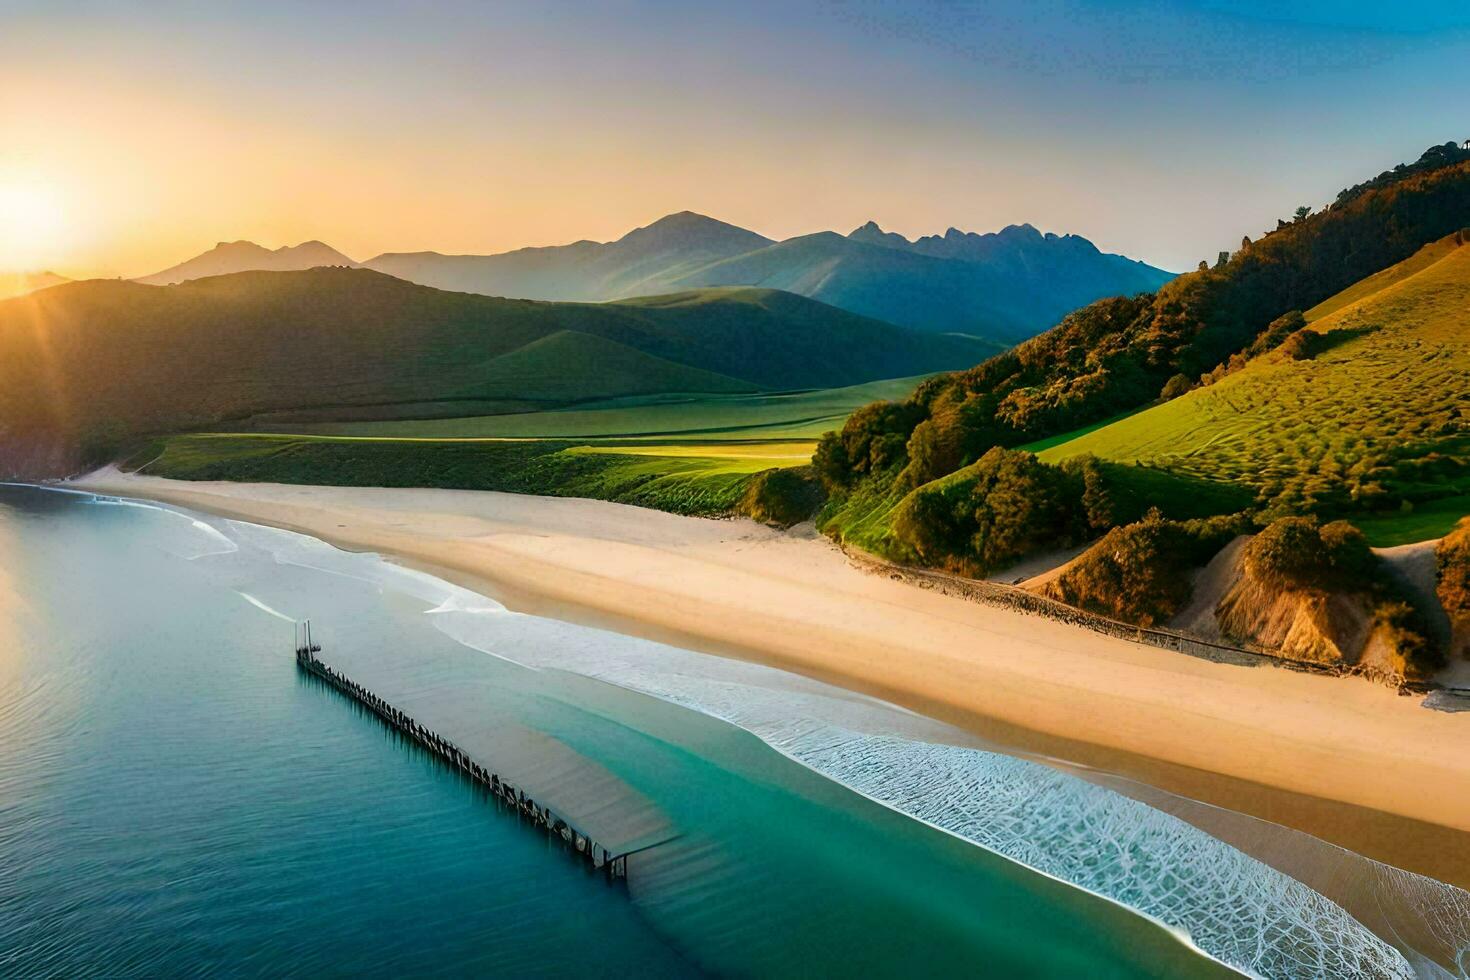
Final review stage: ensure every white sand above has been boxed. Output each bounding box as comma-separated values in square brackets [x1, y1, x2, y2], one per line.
[72, 469, 1470, 885]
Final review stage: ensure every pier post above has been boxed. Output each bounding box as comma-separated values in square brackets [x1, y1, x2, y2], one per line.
[292, 623, 633, 886]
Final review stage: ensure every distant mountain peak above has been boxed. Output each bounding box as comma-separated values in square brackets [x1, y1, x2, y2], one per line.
[997, 223, 1043, 240]
[629, 210, 750, 233]
[137, 239, 358, 286]
[847, 220, 912, 249]
[615, 211, 773, 255]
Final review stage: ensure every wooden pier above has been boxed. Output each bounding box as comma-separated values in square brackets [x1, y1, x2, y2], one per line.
[294, 620, 641, 880]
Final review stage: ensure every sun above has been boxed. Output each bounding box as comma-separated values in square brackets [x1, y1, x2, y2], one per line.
[0, 182, 69, 270]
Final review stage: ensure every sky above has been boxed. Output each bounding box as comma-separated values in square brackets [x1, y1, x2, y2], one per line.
[2, 0, 1469, 278]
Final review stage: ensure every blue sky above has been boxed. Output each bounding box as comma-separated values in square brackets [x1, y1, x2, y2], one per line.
[3, 0, 1468, 274]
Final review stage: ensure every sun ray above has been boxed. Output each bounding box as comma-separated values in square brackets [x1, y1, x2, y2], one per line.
[0, 182, 69, 271]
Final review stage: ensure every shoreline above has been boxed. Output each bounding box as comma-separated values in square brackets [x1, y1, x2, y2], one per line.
[69, 469, 1470, 889]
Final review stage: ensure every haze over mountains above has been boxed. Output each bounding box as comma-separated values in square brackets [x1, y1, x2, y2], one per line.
[0, 271, 70, 300]
[136, 240, 358, 285]
[136, 212, 1174, 345]
[0, 268, 996, 476]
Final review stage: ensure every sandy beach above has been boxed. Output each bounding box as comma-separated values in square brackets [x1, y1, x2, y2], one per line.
[73, 469, 1470, 888]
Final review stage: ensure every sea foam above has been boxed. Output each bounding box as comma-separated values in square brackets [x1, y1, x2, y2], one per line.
[199, 508, 1470, 979]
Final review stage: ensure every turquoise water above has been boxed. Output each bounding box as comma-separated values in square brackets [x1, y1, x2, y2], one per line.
[0, 484, 1424, 978]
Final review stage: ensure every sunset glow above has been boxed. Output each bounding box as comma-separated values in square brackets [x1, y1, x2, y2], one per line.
[0, 180, 68, 270]
[4, 3, 1470, 279]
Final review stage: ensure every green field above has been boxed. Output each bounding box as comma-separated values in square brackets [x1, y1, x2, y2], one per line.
[1037, 239, 1470, 544]
[129, 374, 939, 521]
[280, 375, 930, 441]
[135, 433, 817, 516]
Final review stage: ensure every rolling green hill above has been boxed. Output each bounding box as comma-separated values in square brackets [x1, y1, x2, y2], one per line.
[1039, 237, 1470, 539]
[285, 375, 930, 441]
[815, 142, 1470, 496]
[132, 433, 803, 517]
[449, 330, 757, 402]
[810, 142, 1470, 579]
[0, 268, 993, 477]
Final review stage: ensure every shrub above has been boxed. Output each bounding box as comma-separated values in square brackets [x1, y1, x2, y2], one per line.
[821, 401, 924, 487]
[1077, 456, 1118, 531]
[1244, 516, 1372, 590]
[1046, 512, 1248, 625]
[1374, 601, 1440, 681]
[1246, 516, 1444, 676]
[903, 417, 963, 487]
[1437, 517, 1470, 646]
[892, 447, 1083, 573]
[1247, 310, 1306, 357]
[812, 431, 850, 490]
[1277, 327, 1324, 361]
[738, 466, 825, 528]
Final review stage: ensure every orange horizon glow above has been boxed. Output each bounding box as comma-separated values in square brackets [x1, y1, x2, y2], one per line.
[6, 4, 1468, 281]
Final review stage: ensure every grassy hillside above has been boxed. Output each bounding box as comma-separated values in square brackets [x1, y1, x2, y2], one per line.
[1040, 238, 1470, 540]
[288, 375, 931, 441]
[132, 433, 805, 517]
[813, 143, 1470, 504]
[450, 330, 756, 401]
[1303, 236, 1460, 323]
[808, 142, 1470, 601]
[0, 269, 990, 477]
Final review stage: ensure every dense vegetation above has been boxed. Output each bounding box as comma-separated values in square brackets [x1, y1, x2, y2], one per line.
[818, 143, 1470, 497]
[1040, 239, 1470, 530]
[1438, 517, 1470, 657]
[801, 144, 1470, 677]
[1047, 513, 1444, 678]
[737, 467, 826, 527]
[0, 269, 992, 477]
[1243, 517, 1442, 678]
[287, 376, 931, 442]
[1043, 513, 1248, 626]
[1242, 517, 1376, 592]
[826, 444, 1250, 575]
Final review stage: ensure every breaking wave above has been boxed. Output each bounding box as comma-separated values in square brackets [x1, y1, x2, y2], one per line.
[178, 506, 1470, 978]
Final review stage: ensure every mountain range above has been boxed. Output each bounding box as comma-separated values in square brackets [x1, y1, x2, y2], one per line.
[135, 212, 1174, 345]
[0, 269, 996, 477]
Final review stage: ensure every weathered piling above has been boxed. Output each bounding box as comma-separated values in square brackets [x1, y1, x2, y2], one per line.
[294, 623, 631, 881]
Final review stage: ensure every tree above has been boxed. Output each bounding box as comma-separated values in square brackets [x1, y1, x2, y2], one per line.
[1293, 205, 1313, 223]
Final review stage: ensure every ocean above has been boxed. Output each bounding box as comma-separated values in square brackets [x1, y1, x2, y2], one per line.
[0, 484, 1454, 978]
